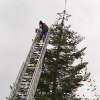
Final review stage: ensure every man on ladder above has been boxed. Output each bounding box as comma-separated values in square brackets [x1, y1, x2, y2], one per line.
[39, 20, 48, 42]
[34, 21, 48, 43]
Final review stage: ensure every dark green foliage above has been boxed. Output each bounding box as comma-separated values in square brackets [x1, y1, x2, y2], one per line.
[34, 23, 88, 100]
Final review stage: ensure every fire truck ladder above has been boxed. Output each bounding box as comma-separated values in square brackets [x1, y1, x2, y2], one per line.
[8, 30, 50, 100]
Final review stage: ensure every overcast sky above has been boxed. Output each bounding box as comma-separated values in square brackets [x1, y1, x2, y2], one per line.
[0, 0, 100, 99]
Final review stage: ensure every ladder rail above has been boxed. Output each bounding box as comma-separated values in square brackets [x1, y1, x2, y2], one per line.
[8, 62, 24, 100]
[8, 33, 39, 100]
[27, 30, 50, 100]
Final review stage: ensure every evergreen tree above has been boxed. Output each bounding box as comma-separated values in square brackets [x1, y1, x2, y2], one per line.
[34, 20, 89, 100]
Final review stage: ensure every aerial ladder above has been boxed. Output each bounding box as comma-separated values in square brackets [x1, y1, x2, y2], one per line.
[8, 29, 50, 100]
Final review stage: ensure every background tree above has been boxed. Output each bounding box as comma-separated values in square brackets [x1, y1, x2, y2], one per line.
[34, 20, 89, 100]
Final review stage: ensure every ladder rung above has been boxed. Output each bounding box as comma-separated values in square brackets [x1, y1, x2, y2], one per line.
[36, 42, 44, 45]
[20, 82, 27, 84]
[28, 64, 36, 67]
[26, 69, 35, 72]
[32, 53, 40, 55]
[21, 80, 27, 82]
[22, 79, 27, 81]
[17, 93, 27, 96]
[20, 84, 30, 87]
[35, 45, 43, 48]
[18, 89, 27, 93]
[22, 78, 31, 82]
[20, 87, 28, 89]
[25, 70, 34, 73]
[23, 76, 32, 79]
[33, 51, 39, 54]
[16, 95, 27, 99]
[27, 67, 35, 70]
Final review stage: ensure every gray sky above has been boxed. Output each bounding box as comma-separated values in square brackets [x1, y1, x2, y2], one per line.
[0, 0, 100, 99]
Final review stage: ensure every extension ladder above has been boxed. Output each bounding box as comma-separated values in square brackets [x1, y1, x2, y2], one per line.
[8, 30, 50, 100]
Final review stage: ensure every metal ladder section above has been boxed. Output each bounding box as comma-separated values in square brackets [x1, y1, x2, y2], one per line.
[8, 30, 50, 100]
